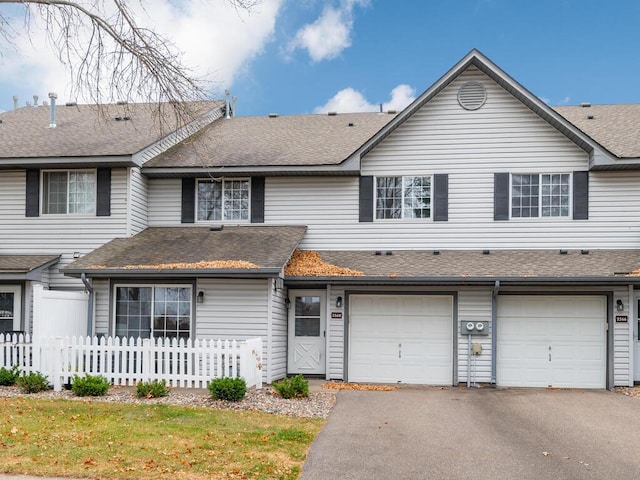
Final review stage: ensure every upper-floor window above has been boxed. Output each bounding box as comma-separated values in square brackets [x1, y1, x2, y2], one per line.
[376, 176, 431, 219]
[511, 173, 570, 218]
[42, 170, 96, 214]
[197, 178, 250, 222]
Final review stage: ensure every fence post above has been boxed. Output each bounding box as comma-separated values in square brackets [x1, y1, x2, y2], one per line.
[52, 337, 64, 392]
[142, 338, 151, 383]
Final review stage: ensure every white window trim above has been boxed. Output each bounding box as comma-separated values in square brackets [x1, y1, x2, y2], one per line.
[374, 175, 433, 221]
[41, 168, 97, 216]
[0, 285, 22, 332]
[112, 283, 193, 338]
[510, 172, 572, 220]
[195, 177, 251, 223]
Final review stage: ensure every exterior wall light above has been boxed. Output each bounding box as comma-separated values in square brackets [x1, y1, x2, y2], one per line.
[616, 299, 624, 312]
[336, 296, 343, 308]
[197, 291, 205, 304]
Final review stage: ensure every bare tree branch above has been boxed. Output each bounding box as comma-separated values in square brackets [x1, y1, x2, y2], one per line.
[0, 0, 259, 127]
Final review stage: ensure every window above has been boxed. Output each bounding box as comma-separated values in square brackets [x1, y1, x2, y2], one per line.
[376, 176, 431, 219]
[512, 173, 570, 218]
[42, 170, 96, 214]
[115, 286, 191, 339]
[197, 179, 250, 222]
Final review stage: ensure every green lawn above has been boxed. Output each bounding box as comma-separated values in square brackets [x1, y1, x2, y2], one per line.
[0, 397, 324, 479]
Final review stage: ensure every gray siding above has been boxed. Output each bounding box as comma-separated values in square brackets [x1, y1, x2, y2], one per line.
[93, 278, 111, 336]
[328, 287, 346, 380]
[148, 178, 182, 226]
[128, 168, 148, 235]
[0, 169, 129, 289]
[613, 286, 632, 386]
[270, 282, 288, 382]
[458, 289, 492, 384]
[196, 278, 269, 380]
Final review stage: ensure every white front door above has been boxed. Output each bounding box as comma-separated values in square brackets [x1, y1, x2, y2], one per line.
[288, 290, 326, 375]
[0, 286, 22, 334]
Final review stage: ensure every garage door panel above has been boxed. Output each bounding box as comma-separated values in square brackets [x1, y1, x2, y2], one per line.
[349, 295, 453, 385]
[497, 295, 606, 389]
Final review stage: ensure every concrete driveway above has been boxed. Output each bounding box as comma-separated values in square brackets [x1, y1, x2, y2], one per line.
[301, 387, 640, 480]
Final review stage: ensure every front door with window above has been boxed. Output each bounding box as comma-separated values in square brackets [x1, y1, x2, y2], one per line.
[0, 286, 22, 334]
[288, 290, 326, 375]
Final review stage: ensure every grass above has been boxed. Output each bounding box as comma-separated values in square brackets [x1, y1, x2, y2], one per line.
[0, 397, 324, 479]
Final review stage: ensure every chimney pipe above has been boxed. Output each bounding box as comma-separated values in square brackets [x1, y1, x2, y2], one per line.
[225, 89, 231, 119]
[48, 92, 58, 128]
[232, 96, 237, 118]
[12, 96, 18, 110]
[33, 95, 38, 106]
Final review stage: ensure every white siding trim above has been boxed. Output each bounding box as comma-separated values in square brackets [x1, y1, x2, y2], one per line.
[267, 279, 273, 384]
[628, 284, 635, 387]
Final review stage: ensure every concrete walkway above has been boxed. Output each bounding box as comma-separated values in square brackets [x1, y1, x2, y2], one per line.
[301, 386, 640, 480]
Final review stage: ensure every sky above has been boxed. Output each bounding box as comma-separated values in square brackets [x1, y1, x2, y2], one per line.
[0, 0, 639, 116]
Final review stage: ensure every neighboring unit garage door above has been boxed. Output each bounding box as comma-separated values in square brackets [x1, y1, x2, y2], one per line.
[349, 295, 453, 385]
[497, 295, 607, 389]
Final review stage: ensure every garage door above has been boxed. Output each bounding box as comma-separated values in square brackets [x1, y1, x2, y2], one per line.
[497, 295, 606, 388]
[348, 294, 453, 384]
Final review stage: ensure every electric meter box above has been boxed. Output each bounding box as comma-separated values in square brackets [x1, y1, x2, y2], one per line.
[460, 321, 489, 335]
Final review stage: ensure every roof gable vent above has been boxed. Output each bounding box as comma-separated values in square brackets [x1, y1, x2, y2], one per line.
[457, 81, 487, 110]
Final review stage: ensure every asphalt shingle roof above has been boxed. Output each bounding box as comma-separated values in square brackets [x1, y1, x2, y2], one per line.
[553, 104, 640, 158]
[0, 255, 60, 273]
[0, 101, 222, 159]
[63, 226, 307, 276]
[144, 112, 397, 168]
[286, 249, 640, 281]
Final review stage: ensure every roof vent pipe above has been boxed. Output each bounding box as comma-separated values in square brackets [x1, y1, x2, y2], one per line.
[225, 89, 231, 119]
[48, 92, 58, 128]
[12, 96, 18, 110]
[232, 96, 237, 118]
[33, 95, 38, 106]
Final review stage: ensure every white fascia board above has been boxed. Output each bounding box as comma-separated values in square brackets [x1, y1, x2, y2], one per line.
[132, 106, 224, 166]
[0, 155, 135, 168]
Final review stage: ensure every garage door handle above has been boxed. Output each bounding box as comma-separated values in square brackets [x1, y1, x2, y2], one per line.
[549, 345, 551, 362]
[399, 343, 402, 359]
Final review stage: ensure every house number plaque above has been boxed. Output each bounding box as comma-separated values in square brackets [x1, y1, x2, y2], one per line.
[615, 315, 628, 323]
[331, 312, 343, 319]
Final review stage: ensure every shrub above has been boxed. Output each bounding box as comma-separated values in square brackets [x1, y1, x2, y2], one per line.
[0, 365, 20, 386]
[71, 374, 110, 397]
[273, 375, 309, 399]
[208, 377, 247, 402]
[16, 371, 50, 393]
[136, 379, 170, 398]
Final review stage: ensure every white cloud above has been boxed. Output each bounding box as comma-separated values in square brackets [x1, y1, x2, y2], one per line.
[286, 0, 369, 62]
[314, 84, 416, 113]
[0, 0, 283, 105]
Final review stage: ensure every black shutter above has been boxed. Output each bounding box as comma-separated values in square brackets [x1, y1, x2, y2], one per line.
[96, 168, 111, 216]
[181, 178, 195, 223]
[494, 172, 510, 221]
[251, 177, 265, 223]
[573, 171, 589, 220]
[433, 174, 449, 221]
[359, 176, 374, 222]
[25, 169, 40, 217]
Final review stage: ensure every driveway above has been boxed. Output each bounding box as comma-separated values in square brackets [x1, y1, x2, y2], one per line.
[301, 387, 640, 480]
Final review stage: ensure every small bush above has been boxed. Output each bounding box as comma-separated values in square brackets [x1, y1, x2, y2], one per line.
[208, 377, 247, 402]
[71, 374, 110, 397]
[0, 365, 20, 386]
[16, 371, 50, 394]
[136, 379, 170, 398]
[273, 375, 309, 399]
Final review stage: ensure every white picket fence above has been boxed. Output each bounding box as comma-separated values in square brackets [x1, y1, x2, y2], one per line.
[0, 334, 262, 392]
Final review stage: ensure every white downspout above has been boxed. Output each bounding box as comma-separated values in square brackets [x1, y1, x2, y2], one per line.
[491, 280, 500, 385]
[81, 273, 94, 336]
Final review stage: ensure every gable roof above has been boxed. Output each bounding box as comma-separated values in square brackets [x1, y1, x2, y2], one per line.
[0, 101, 223, 168]
[142, 112, 397, 176]
[284, 249, 640, 285]
[346, 49, 628, 170]
[554, 104, 640, 159]
[63, 226, 307, 278]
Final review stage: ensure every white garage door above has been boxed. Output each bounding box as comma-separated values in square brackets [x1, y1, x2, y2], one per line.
[349, 294, 453, 385]
[497, 295, 607, 388]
